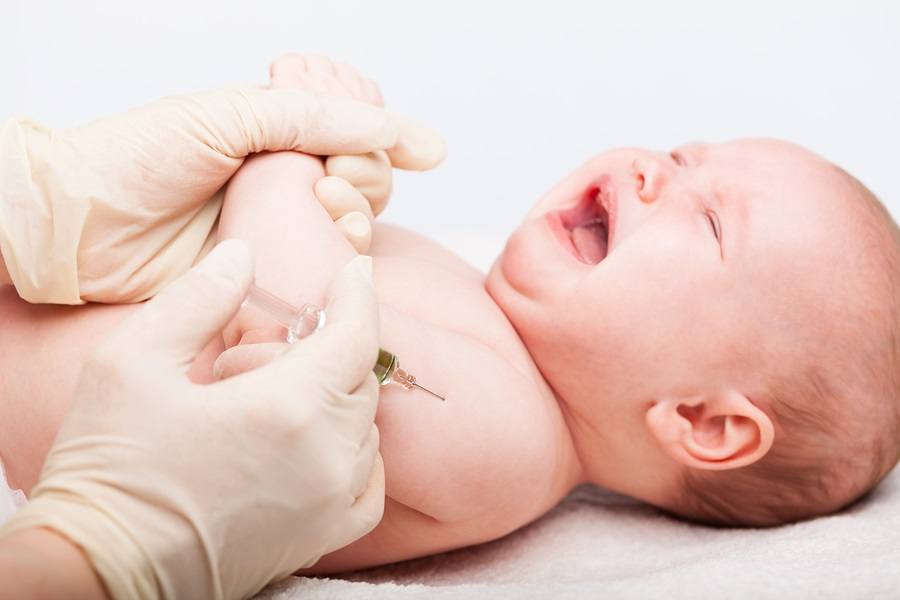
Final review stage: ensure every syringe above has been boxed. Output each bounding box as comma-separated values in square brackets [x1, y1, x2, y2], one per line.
[242, 284, 445, 401]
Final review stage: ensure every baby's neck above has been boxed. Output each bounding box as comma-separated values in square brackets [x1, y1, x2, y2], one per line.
[498, 347, 588, 499]
[552, 388, 681, 508]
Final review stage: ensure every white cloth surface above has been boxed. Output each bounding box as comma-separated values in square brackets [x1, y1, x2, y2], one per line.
[0, 458, 27, 525]
[256, 468, 900, 599]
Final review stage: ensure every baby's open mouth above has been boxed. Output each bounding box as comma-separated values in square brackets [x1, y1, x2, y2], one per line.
[557, 187, 610, 265]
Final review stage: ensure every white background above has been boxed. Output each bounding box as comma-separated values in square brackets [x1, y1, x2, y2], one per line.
[3, 1, 898, 269]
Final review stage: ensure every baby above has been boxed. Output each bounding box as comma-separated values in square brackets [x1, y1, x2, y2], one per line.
[1, 55, 899, 575]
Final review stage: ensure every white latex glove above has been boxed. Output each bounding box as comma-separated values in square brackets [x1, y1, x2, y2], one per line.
[269, 54, 447, 253]
[0, 241, 385, 600]
[0, 85, 415, 304]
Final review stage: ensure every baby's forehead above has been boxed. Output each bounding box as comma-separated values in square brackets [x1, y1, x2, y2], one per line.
[705, 139, 827, 175]
[701, 139, 848, 217]
[714, 143, 874, 319]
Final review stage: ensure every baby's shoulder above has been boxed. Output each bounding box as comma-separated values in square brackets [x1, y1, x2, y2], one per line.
[370, 222, 484, 282]
[371, 223, 530, 367]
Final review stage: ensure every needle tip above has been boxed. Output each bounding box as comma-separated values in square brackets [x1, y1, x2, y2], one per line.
[413, 382, 446, 401]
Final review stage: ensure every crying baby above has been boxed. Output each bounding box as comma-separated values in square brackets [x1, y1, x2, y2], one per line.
[1, 54, 898, 575]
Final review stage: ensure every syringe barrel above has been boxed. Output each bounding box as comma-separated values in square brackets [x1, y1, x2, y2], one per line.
[243, 284, 323, 343]
[286, 304, 324, 343]
[243, 284, 398, 388]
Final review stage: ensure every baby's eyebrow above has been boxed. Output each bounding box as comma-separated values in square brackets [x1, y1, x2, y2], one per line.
[674, 142, 707, 165]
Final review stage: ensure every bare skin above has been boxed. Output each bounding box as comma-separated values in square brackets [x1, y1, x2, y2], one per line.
[0, 136, 867, 571]
[0, 150, 583, 573]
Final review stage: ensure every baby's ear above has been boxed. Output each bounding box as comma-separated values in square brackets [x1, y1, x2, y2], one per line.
[645, 390, 774, 471]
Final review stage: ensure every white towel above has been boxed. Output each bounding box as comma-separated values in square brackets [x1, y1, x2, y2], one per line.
[257, 467, 900, 599]
[0, 458, 27, 526]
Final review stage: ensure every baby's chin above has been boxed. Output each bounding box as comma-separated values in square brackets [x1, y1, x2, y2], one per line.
[491, 223, 556, 306]
[487, 225, 584, 357]
[494, 215, 592, 304]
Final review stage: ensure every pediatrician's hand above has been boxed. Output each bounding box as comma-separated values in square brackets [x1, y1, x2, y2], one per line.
[269, 54, 446, 253]
[0, 83, 441, 304]
[0, 242, 384, 600]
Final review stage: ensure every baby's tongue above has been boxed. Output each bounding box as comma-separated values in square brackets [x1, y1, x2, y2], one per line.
[571, 220, 608, 264]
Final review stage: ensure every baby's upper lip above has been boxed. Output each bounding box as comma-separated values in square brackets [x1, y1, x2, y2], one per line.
[553, 176, 617, 260]
[598, 177, 616, 254]
[547, 175, 616, 265]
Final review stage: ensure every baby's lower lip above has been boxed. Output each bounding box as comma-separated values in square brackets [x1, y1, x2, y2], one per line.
[546, 211, 582, 262]
[544, 183, 610, 265]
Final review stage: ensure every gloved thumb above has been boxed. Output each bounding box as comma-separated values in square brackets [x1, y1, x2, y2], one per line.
[261, 255, 379, 392]
[108, 239, 254, 370]
[385, 114, 447, 171]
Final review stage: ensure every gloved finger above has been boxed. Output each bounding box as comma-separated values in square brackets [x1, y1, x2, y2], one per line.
[109, 240, 254, 370]
[318, 367, 379, 459]
[325, 152, 392, 216]
[384, 113, 447, 172]
[350, 452, 386, 534]
[315, 176, 376, 222]
[264, 256, 379, 392]
[334, 212, 373, 254]
[213, 342, 289, 380]
[319, 452, 385, 559]
[217, 88, 398, 157]
[349, 424, 381, 500]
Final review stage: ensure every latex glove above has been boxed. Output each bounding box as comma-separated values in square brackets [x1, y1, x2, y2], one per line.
[0, 87, 402, 305]
[0, 242, 385, 600]
[269, 54, 446, 253]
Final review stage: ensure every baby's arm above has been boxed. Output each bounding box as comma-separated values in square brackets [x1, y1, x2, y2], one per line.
[208, 55, 575, 572]
[215, 152, 569, 573]
[220, 151, 351, 315]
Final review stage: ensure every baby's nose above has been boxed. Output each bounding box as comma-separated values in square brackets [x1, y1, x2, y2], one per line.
[631, 154, 673, 204]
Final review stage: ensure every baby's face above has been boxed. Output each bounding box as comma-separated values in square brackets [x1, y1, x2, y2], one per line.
[487, 139, 848, 435]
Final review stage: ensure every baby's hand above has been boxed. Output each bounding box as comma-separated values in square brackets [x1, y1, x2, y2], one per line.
[269, 53, 393, 254]
[268, 53, 384, 106]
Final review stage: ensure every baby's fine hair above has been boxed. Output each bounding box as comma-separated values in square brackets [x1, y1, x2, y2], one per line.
[674, 169, 900, 527]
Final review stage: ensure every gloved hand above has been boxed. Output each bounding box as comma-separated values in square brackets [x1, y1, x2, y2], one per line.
[0, 241, 385, 600]
[268, 54, 446, 253]
[0, 81, 441, 304]
[317, 115, 445, 253]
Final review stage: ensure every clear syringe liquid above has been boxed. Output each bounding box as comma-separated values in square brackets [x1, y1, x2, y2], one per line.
[242, 284, 444, 400]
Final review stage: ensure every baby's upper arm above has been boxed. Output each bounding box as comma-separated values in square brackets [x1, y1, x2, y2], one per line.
[217, 150, 356, 345]
[216, 150, 569, 572]
[375, 303, 563, 524]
